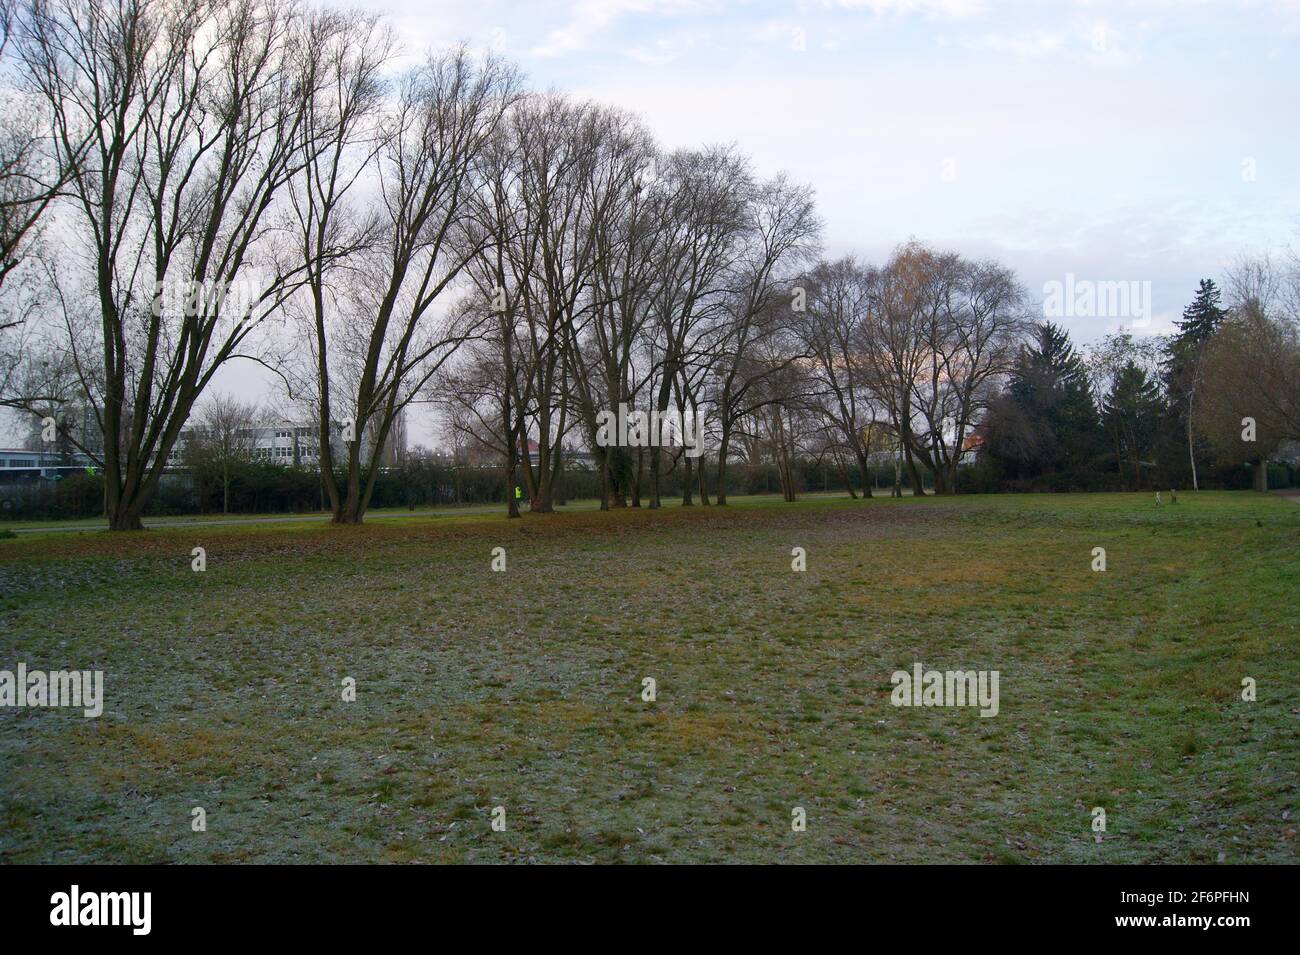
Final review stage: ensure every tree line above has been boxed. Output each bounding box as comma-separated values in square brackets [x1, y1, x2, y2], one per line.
[1, 0, 1296, 529]
[979, 274, 1299, 493]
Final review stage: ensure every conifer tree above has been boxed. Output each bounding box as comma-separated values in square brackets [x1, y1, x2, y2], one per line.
[1163, 280, 1227, 489]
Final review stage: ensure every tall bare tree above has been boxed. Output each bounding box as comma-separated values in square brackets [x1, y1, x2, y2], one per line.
[792, 256, 880, 497]
[471, 95, 625, 513]
[643, 145, 750, 508]
[709, 173, 821, 504]
[863, 242, 1028, 495]
[15, 0, 323, 528]
[1197, 257, 1300, 490]
[560, 109, 657, 510]
[297, 46, 520, 523]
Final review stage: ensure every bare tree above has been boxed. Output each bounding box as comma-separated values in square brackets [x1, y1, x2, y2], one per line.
[0, 0, 79, 294]
[470, 95, 623, 514]
[279, 7, 390, 521]
[792, 256, 880, 497]
[863, 242, 1028, 495]
[297, 46, 520, 523]
[1, 0, 86, 410]
[458, 110, 527, 516]
[748, 354, 816, 501]
[14, 0, 323, 529]
[560, 108, 657, 510]
[435, 314, 524, 509]
[186, 391, 269, 513]
[644, 145, 750, 508]
[1197, 265, 1300, 490]
[709, 173, 821, 504]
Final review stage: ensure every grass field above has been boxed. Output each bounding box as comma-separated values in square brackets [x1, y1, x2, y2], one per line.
[1, 491, 1296, 864]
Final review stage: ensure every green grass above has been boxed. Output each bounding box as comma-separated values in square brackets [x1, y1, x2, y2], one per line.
[0, 491, 1296, 863]
[0, 500, 540, 531]
[0, 489, 923, 532]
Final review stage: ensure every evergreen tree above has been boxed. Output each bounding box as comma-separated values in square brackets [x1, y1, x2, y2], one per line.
[1174, 279, 1227, 346]
[1103, 361, 1162, 490]
[1163, 279, 1228, 489]
[982, 322, 1104, 487]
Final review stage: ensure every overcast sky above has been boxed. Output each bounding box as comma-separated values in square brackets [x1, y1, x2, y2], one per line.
[386, 0, 1299, 324]
[8, 0, 1298, 447]
[374, 0, 1298, 445]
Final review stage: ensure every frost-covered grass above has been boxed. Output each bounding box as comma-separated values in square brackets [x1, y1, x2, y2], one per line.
[0, 491, 1295, 863]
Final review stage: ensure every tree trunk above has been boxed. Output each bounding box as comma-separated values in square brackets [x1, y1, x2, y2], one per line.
[335, 438, 364, 523]
[506, 462, 519, 519]
[904, 444, 925, 496]
[631, 447, 642, 507]
[775, 409, 796, 503]
[779, 447, 795, 502]
[105, 460, 154, 531]
[648, 445, 661, 509]
[715, 430, 731, 505]
[1112, 428, 1124, 490]
[853, 448, 871, 498]
[943, 459, 960, 496]
[108, 507, 144, 531]
[838, 454, 857, 499]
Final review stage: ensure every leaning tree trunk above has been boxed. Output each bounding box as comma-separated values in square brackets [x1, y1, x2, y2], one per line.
[853, 448, 871, 498]
[904, 445, 925, 497]
[334, 440, 365, 524]
[836, 452, 857, 499]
